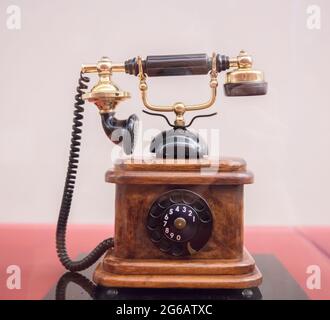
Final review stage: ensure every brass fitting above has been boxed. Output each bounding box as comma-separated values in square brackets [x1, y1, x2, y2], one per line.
[226, 50, 265, 84]
[81, 57, 129, 113]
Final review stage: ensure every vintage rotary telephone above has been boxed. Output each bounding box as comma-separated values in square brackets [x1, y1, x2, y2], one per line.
[56, 50, 267, 289]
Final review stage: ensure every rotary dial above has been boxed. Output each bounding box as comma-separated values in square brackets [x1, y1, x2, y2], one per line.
[146, 189, 213, 257]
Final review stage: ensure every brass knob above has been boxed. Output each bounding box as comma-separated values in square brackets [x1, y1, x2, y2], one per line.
[174, 217, 187, 230]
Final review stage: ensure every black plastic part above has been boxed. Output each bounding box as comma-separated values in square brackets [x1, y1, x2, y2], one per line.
[54, 270, 262, 300]
[145, 54, 209, 77]
[125, 53, 230, 77]
[150, 128, 208, 159]
[146, 189, 213, 257]
[224, 81, 268, 96]
[101, 112, 139, 155]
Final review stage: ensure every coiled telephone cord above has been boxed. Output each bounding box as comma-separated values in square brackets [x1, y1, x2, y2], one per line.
[56, 73, 114, 272]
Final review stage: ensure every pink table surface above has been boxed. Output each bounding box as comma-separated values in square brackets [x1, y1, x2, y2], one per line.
[0, 225, 329, 300]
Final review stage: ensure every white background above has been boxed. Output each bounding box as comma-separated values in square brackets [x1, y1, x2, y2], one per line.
[0, 0, 329, 225]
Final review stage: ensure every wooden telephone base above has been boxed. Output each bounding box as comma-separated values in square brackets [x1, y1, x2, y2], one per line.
[93, 157, 262, 289]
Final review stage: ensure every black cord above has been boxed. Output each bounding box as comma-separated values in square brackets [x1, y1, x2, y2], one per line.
[185, 112, 217, 128]
[55, 272, 96, 300]
[56, 73, 114, 272]
[142, 110, 175, 127]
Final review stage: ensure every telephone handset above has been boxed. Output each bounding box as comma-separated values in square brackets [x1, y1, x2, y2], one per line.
[56, 51, 267, 273]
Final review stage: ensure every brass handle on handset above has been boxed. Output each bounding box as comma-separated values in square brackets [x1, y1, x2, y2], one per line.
[136, 53, 219, 127]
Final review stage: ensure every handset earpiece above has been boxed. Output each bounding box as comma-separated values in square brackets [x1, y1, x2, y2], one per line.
[224, 50, 267, 96]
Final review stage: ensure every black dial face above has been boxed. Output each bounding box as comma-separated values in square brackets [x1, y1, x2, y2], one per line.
[146, 189, 213, 257]
[162, 204, 198, 243]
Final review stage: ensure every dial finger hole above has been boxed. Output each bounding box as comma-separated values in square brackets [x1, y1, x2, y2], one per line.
[192, 200, 205, 212]
[171, 244, 184, 257]
[198, 211, 212, 223]
[169, 192, 182, 203]
[147, 216, 159, 230]
[158, 197, 172, 209]
[150, 205, 162, 218]
[150, 230, 161, 242]
[159, 238, 171, 252]
[182, 192, 195, 204]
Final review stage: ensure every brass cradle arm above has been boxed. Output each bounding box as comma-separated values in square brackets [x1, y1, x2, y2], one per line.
[137, 53, 219, 127]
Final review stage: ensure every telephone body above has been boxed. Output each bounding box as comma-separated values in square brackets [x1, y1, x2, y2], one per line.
[56, 51, 267, 289]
